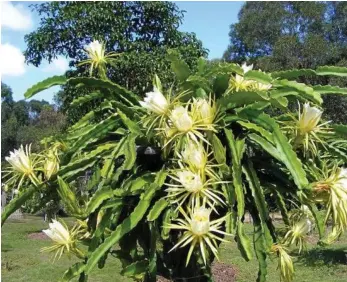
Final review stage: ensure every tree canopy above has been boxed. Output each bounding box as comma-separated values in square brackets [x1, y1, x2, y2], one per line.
[223, 2, 347, 124]
[1, 82, 13, 104]
[1, 83, 66, 160]
[223, 2, 347, 68]
[24, 1, 208, 123]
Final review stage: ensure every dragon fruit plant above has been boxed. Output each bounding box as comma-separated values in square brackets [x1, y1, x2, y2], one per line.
[2, 41, 347, 282]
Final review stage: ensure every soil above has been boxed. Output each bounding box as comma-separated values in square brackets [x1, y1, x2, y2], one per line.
[211, 262, 237, 282]
[156, 276, 171, 282]
[27, 232, 49, 240]
[28, 233, 237, 282]
[156, 262, 236, 282]
[306, 234, 319, 244]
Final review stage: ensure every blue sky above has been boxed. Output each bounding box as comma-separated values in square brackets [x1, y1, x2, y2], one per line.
[1, 1, 243, 103]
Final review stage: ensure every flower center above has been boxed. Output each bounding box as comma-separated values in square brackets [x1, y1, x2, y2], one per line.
[191, 217, 210, 235]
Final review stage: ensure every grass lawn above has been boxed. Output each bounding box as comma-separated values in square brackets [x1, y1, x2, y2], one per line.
[2, 215, 347, 281]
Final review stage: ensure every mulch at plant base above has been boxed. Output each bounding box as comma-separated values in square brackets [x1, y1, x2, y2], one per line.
[27, 232, 49, 240]
[157, 262, 237, 282]
[29, 232, 237, 282]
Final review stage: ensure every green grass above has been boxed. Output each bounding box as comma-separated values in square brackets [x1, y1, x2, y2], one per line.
[2, 215, 347, 281]
[1, 215, 127, 282]
[219, 227, 347, 282]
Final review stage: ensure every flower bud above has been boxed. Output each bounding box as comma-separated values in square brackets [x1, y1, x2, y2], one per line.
[193, 98, 215, 127]
[44, 151, 59, 180]
[254, 82, 272, 91]
[293, 218, 312, 235]
[181, 142, 206, 170]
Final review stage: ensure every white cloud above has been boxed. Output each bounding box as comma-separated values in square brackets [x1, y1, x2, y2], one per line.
[43, 57, 69, 73]
[1, 1, 33, 31]
[0, 43, 26, 76]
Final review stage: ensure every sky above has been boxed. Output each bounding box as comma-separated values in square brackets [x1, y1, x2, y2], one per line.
[1, 1, 243, 103]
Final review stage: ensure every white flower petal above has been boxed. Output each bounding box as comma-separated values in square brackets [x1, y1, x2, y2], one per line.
[85, 40, 104, 61]
[44, 220, 71, 245]
[191, 207, 211, 235]
[241, 62, 253, 73]
[140, 87, 168, 115]
[176, 170, 203, 192]
[5, 144, 33, 174]
[298, 103, 323, 133]
[170, 106, 193, 132]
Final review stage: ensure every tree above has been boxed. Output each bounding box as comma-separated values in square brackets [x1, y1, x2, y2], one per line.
[2, 83, 17, 160]
[1, 83, 66, 160]
[16, 106, 66, 152]
[223, 1, 347, 123]
[24, 1, 208, 123]
[1, 82, 13, 104]
[223, 2, 347, 68]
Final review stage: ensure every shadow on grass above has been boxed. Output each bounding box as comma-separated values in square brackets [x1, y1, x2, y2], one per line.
[1, 244, 13, 252]
[296, 247, 347, 266]
[6, 219, 27, 224]
[1, 260, 21, 272]
[25, 229, 45, 234]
